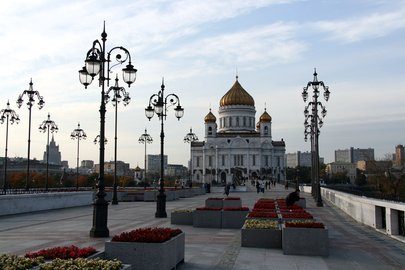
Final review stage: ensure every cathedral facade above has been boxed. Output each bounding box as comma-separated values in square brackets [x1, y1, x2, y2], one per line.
[190, 77, 286, 185]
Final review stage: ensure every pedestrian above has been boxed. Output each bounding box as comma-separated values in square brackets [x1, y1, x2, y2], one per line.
[286, 189, 301, 206]
[256, 180, 260, 194]
[260, 181, 265, 193]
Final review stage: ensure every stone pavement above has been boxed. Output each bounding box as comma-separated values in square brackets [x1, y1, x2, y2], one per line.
[0, 184, 404, 270]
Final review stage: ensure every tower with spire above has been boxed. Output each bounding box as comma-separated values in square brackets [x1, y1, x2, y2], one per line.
[42, 134, 62, 165]
[192, 76, 286, 186]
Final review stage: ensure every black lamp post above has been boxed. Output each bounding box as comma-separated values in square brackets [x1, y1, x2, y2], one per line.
[184, 128, 198, 187]
[38, 113, 58, 191]
[17, 79, 45, 190]
[145, 79, 184, 218]
[138, 129, 153, 189]
[78, 22, 137, 237]
[0, 101, 20, 193]
[105, 75, 131, 205]
[302, 69, 330, 207]
[71, 123, 87, 190]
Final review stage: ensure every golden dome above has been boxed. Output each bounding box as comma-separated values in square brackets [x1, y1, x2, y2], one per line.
[134, 165, 141, 171]
[220, 77, 255, 107]
[256, 122, 260, 130]
[204, 109, 216, 123]
[259, 109, 272, 122]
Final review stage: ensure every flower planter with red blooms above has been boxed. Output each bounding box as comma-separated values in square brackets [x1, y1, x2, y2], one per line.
[105, 227, 185, 270]
[25, 245, 97, 260]
[194, 207, 222, 228]
[280, 212, 313, 220]
[222, 207, 249, 229]
[205, 197, 224, 208]
[282, 221, 329, 257]
[247, 212, 279, 219]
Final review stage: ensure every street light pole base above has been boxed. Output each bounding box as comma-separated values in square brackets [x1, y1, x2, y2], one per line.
[112, 184, 119, 205]
[90, 197, 110, 237]
[155, 192, 167, 218]
[316, 200, 324, 207]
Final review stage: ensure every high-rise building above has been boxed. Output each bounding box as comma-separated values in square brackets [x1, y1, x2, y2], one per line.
[42, 135, 61, 165]
[394, 145, 404, 166]
[286, 151, 318, 168]
[191, 77, 286, 185]
[335, 147, 374, 163]
[81, 160, 94, 169]
[147, 154, 168, 173]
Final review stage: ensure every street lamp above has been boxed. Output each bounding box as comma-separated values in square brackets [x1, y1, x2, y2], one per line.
[17, 79, 45, 190]
[0, 101, 20, 192]
[105, 75, 131, 205]
[78, 22, 137, 237]
[145, 79, 184, 218]
[138, 129, 153, 189]
[302, 68, 330, 207]
[71, 123, 87, 190]
[39, 113, 58, 191]
[94, 135, 108, 145]
[184, 128, 198, 187]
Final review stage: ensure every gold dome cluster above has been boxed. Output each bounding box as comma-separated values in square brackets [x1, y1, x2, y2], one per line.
[259, 109, 272, 122]
[204, 109, 217, 123]
[219, 77, 255, 107]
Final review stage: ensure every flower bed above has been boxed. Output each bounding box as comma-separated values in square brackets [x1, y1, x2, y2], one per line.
[241, 219, 281, 249]
[253, 203, 276, 209]
[171, 210, 194, 225]
[0, 254, 44, 269]
[247, 212, 279, 219]
[222, 207, 249, 229]
[280, 212, 313, 219]
[39, 258, 125, 270]
[196, 207, 222, 211]
[25, 245, 96, 260]
[105, 227, 185, 270]
[282, 223, 329, 256]
[285, 220, 325, 228]
[224, 197, 240, 200]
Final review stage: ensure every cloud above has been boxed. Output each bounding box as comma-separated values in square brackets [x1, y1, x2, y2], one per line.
[315, 9, 405, 43]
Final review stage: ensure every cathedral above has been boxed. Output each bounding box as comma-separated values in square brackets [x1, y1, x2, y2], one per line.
[190, 76, 286, 185]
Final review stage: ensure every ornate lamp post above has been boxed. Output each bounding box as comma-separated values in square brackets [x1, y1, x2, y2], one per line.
[94, 135, 108, 145]
[184, 128, 198, 187]
[302, 68, 330, 207]
[145, 79, 184, 218]
[71, 123, 87, 190]
[39, 113, 58, 191]
[0, 101, 20, 192]
[17, 79, 45, 190]
[78, 22, 137, 237]
[105, 76, 131, 205]
[138, 129, 153, 189]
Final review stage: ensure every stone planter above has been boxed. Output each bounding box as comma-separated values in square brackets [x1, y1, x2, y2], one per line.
[143, 190, 157, 201]
[171, 211, 194, 225]
[193, 210, 222, 228]
[282, 225, 329, 256]
[104, 232, 185, 270]
[296, 198, 306, 208]
[165, 190, 176, 201]
[241, 225, 282, 249]
[222, 210, 249, 229]
[223, 199, 242, 208]
[205, 199, 223, 208]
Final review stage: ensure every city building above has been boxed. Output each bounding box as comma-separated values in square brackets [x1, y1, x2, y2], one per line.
[326, 162, 357, 184]
[394, 144, 404, 167]
[146, 154, 168, 173]
[286, 151, 323, 168]
[166, 164, 188, 178]
[357, 160, 392, 174]
[93, 161, 131, 176]
[335, 147, 374, 163]
[81, 160, 94, 169]
[190, 76, 286, 185]
[42, 135, 61, 165]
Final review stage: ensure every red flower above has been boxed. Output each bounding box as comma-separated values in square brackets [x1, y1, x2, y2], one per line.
[223, 207, 249, 211]
[224, 197, 240, 200]
[196, 207, 222, 211]
[253, 203, 276, 209]
[281, 212, 313, 219]
[25, 245, 96, 259]
[285, 221, 325, 228]
[207, 197, 223, 200]
[248, 212, 278, 218]
[111, 227, 182, 243]
[252, 208, 277, 212]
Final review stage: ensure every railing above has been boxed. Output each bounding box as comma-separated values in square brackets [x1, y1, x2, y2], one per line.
[0, 187, 93, 195]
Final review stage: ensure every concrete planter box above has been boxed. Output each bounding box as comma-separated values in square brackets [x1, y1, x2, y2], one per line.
[223, 199, 242, 208]
[104, 232, 185, 270]
[144, 191, 157, 201]
[222, 210, 249, 229]
[241, 225, 282, 249]
[165, 190, 176, 201]
[193, 210, 222, 228]
[171, 211, 194, 225]
[296, 198, 306, 208]
[282, 225, 329, 256]
[205, 199, 223, 208]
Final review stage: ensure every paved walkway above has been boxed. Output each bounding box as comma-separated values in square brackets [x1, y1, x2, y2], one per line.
[0, 184, 404, 270]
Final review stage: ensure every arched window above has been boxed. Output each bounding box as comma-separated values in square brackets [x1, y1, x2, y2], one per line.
[264, 126, 268, 135]
[208, 126, 212, 135]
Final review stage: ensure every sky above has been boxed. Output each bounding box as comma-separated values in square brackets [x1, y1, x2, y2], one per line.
[0, 0, 404, 169]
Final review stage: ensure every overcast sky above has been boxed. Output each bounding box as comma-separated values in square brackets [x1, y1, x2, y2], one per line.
[0, 0, 404, 169]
